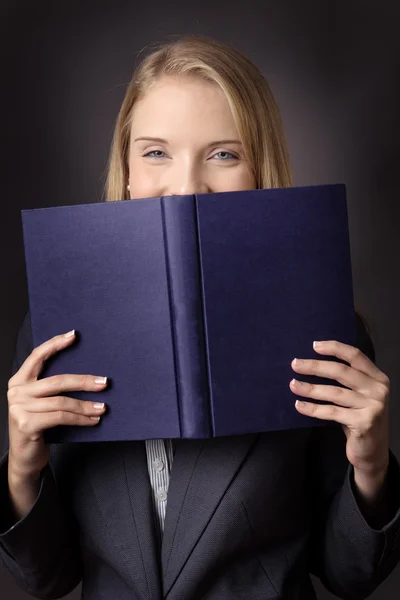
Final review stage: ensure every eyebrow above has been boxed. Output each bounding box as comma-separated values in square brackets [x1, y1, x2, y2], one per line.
[133, 136, 242, 146]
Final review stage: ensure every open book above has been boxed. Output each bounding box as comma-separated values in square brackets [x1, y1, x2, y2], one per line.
[21, 183, 356, 443]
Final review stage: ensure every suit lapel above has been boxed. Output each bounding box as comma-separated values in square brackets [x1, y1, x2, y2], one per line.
[161, 433, 259, 596]
[87, 440, 162, 600]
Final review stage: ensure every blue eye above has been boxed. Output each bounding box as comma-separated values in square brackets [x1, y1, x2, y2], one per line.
[143, 150, 166, 158]
[212, 151, 237, 160]
[143, 150, 238, 160]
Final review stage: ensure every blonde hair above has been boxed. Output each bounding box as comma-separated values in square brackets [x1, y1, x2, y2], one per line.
[104, 34, 293, 202]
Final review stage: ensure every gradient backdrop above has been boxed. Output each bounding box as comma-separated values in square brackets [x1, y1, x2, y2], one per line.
[1, 1, 399, 598]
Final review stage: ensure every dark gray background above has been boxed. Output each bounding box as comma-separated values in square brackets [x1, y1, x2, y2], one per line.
[1, 1, 399, 598]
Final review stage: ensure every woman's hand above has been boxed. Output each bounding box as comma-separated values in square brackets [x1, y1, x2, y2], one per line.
[7, 330, 108, 480]
[289, 340, 390, 476]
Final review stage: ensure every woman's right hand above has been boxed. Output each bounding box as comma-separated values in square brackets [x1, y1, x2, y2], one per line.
[7, 329, 107, 479]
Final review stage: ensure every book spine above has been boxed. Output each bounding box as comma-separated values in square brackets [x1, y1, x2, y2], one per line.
[161, 195, 212, 438]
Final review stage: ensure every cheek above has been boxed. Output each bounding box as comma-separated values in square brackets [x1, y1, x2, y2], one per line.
[128, 159, 161, 197]
[222, 166, 256, 191]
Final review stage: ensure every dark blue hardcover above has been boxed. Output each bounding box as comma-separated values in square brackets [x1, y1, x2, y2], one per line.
[20, 183, 355, 443]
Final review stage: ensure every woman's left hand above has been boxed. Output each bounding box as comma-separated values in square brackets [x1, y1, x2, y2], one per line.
[290, 340, 390, 476]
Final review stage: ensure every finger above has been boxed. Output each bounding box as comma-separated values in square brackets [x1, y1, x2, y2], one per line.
[10, 408, 103, 436]
[312, 340, 388, 384]
[289, 379, 365, 408]
[9, 330, 78, 386]
[19, 397, 106, 416]
[292, 356, 376, 395]
[9, 373, 108, 402]
[294, 399, 355, 426]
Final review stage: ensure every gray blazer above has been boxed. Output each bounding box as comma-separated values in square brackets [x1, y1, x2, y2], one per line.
[1, 310, 400, 600]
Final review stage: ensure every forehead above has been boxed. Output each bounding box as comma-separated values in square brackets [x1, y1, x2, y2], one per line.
[130, 76, 238, 135]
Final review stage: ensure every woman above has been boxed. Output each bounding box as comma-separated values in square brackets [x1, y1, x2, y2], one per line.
[1, 34, 400, 600]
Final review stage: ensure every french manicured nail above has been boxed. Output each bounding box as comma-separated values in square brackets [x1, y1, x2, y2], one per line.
[93, 403, 105, 410]
[293, 358, 304, 365]
[313, 341, 323, 348]
[94, 377, 107, 384]
[90, 416, 101, 421]
[64, 329, 75, 337]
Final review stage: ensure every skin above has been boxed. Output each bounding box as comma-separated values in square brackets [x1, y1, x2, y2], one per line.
[127, 76, 256, 198]
[291, 342, 391, 527]
[7, 75, 391, 527]
[7, 331, 107, 519]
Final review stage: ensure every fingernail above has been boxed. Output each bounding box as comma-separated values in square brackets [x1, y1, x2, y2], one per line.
[93, 403, 105, 410]
[90, 416, 101, 421]
[65, 329, 75, 337]
[94, 377, 107, 385]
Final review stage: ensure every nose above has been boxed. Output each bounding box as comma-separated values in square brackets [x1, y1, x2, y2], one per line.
[164, 163, 211, 196]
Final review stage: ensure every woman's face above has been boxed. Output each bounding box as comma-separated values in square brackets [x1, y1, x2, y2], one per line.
[127, 76, 256, 199]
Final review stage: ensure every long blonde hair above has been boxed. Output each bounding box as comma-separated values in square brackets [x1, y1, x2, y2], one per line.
[105, 34, 293, 201]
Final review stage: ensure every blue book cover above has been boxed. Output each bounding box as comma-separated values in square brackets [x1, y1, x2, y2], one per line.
[20, 183, 356, 443]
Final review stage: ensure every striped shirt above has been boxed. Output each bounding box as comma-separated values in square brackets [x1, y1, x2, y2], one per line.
[145, 439, 175, 547]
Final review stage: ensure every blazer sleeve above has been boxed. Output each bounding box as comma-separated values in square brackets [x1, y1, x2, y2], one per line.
[0, 309, 83, 599]
[307, 312, 400, 599]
